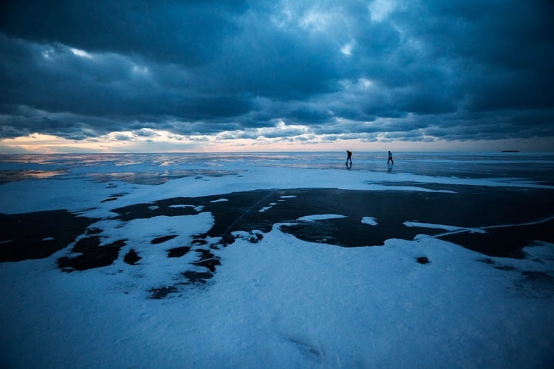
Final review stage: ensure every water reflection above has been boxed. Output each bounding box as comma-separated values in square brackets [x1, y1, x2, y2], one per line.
[0, 170, 67, 183]
[1, 152, 553, 185]
[87, 169, 242, 185]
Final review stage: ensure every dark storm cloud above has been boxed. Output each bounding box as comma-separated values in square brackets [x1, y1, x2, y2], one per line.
[0, 0, 553, 143]
[0, 0, 248, 65]
[390, 0, 554, 111]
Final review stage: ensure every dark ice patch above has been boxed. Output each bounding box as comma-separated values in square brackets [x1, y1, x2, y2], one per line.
[439, 219, 554, 259]
[112, 199, 202, 222]
[232, 231, 264, 244]
[86, 228, 103, 235]
[182, 270, 214, 284]
[192, 238, 208, 246]
[124, 249, 141, 265]
[167, 246, 191, 258]
[112, 188, 554, 259]
[150, 286, 178, 299]
[192, 249, 221, 272]
[101, 193, 126, 203]
[151, 235, 177, 244]
[58, 237, 126, 272]
[0, 210, 97, 262]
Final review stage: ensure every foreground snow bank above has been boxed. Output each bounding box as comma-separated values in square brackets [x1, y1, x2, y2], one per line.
[1, 225, 553, 368]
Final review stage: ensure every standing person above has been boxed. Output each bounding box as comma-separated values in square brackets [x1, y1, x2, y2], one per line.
[346, 150, 353, 166]
[387, 151, 394, 165]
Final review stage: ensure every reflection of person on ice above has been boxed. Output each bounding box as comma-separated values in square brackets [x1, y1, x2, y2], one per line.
[346, 150, 353, 165]
[387, 151, 394, 165]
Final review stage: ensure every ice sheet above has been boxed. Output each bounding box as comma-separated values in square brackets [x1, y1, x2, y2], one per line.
[1, 153, 554, 368]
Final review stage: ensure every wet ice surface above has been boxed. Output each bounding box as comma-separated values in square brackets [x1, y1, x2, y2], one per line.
[2, 151, 553, 184]
[1, 152, 554, 368]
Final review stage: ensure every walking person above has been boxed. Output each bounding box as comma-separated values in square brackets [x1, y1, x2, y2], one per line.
[387, 151, 394, 165]
[346, 150, 353, 166]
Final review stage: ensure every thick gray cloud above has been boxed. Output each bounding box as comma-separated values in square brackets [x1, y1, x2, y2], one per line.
[0, 0, 553, 145]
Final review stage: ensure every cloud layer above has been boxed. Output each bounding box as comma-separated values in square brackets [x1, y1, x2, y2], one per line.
[1, 0, 553, 148]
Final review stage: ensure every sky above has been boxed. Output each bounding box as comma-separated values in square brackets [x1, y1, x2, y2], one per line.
[0, 0, 553, 153]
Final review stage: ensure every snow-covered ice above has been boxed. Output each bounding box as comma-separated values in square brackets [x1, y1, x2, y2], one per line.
[361, 217, 378, 226]
[1, 152, 554, 368]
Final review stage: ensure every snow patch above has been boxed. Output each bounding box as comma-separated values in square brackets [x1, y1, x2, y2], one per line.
[361, 217, 378, 226]
[297, 214, 347, 222]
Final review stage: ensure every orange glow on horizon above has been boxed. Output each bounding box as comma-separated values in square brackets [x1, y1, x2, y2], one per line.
[1, 132, 553, 154]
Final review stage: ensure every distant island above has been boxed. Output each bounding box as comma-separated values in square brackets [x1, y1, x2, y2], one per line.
[501, 150, 519, 153]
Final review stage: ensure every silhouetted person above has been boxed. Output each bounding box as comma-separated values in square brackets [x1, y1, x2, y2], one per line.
[346, 150, 352, 166]
[387, 151, 394, 165]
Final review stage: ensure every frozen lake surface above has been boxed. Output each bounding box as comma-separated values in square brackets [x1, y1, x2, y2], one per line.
[1, 151, 554, 184]
[1, 152, 554, 368]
